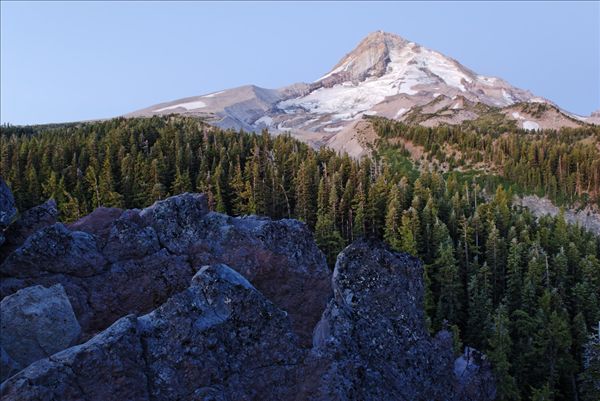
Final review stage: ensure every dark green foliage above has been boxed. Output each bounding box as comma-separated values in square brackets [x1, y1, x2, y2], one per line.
[2, 115, 599, 401]
[371, 116, 600, 207]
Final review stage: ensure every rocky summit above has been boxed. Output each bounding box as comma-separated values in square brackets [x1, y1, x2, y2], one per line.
[0, 179, 495, 400]
[127, 31, 594, 158]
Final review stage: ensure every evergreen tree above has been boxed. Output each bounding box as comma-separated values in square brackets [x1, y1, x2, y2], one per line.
[434, 241, 462, 327]
[488, 304, 520, 401]
[384, 185, 402, 251]
[467, 263, 493, 348]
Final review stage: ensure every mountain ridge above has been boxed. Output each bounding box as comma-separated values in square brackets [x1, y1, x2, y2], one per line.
[127, 31, 595, 156]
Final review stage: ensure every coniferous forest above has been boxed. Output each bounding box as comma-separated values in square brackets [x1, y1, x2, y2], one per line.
[1, 115, 599, 401]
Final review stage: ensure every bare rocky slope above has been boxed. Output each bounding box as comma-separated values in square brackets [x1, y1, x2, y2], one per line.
[0, 179, 495, 400]
[127, 31, 595, 156]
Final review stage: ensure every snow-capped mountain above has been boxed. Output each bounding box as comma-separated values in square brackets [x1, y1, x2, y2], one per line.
[127, 31, 592, 157]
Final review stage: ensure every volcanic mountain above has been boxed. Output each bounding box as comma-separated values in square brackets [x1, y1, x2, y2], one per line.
[127, 31, 592, 157]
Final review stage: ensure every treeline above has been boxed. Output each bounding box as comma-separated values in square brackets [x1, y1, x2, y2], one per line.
[1, 116, 599, 400]
[372, 117, 600, 207]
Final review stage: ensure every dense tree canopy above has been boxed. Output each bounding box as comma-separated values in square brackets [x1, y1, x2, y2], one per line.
[1, 115, 599, 400]
[372, 117, 600, 207]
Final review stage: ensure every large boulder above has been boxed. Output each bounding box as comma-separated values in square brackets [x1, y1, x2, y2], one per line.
[297, 240, 495, 401]
[0, 199, 59, 261]
[1, 264, 303, 400]
[1, 315, 150, 400]
[0, 248, 192, 338]
[0, 178, 17, 247]
[102, 210, 160, 262]
[0, 284, 80, 377]
[137, 194, 329, 343]
[1, 223, 107, 278]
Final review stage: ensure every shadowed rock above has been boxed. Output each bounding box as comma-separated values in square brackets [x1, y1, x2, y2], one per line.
[454, 347, 497, 401]
[67, 206, 123, 247]
[1, 193, 330, 347]
[0, 284, 80, 380]
[0, 347, 21, 383]
[139, 192, 210, 254]
[0, 199, 59, 261]
[1, 265, 302, 401]
[297, 240, 495, 401]
[187, 213, 330, 346]
[1, 223, 107, 278]
[0, 233, 495, 400]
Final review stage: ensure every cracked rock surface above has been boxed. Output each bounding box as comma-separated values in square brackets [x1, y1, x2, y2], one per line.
[1, 265, 302, 401]
[1, 193, 330, 347]
[0, 284, 80, 381]
[296, 239, 493, 401]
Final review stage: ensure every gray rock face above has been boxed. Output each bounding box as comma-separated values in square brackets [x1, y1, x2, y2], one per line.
[0, 178, 17, 247]
[0, 193, 329, 347]
[187, 213, 330, 346]
[67, 206, 123, 246]
[1, 265, 302, 401]
[0, 284, 80, 376]
[515, 195, 600, 237]
[296, 240, 496, 401]
[140, 192, 210, 254]
[0, 199, 59, 261]
[298, 239, 458, 400]
[1, 315, 150, 400]
[1, 223, 107, 278]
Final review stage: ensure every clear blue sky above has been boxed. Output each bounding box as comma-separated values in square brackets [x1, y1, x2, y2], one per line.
[1, 1, 599, 125]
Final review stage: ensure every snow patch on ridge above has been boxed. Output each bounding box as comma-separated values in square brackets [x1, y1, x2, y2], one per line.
[155, 100, 206, 112]
[254, 116, 273, 127]
[280, 41, 479, 119]
[202, 91, 225, 98]
[523, 121, 539, 130]
[395, 108, 408, 118]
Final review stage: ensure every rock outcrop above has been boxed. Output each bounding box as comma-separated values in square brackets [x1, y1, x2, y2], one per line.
[515, 195, 600, 237]
[297, 240, 495, 401]
[1, 265, 303, 400]
[1, 239, 496, 401]
[0, 284, 80, 381]
[0, 199, 58, 258]
[0, 193, 330, 347]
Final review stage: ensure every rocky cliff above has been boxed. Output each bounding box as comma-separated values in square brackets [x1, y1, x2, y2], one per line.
[0, 178, 495, 400]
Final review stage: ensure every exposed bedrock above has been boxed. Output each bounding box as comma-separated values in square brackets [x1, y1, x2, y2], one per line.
[0, 193, 330, 347]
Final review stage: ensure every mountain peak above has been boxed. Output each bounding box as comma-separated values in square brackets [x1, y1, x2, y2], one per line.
[318, 31, 411, 83]
[362, 30, 408, 41]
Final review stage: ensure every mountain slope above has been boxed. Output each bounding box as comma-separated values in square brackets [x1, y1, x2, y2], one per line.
[127, 31, 593, 154]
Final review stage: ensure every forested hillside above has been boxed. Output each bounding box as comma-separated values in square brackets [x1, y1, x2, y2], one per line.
[1, 116, 599, 401]
[371, 116, 600, 207]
